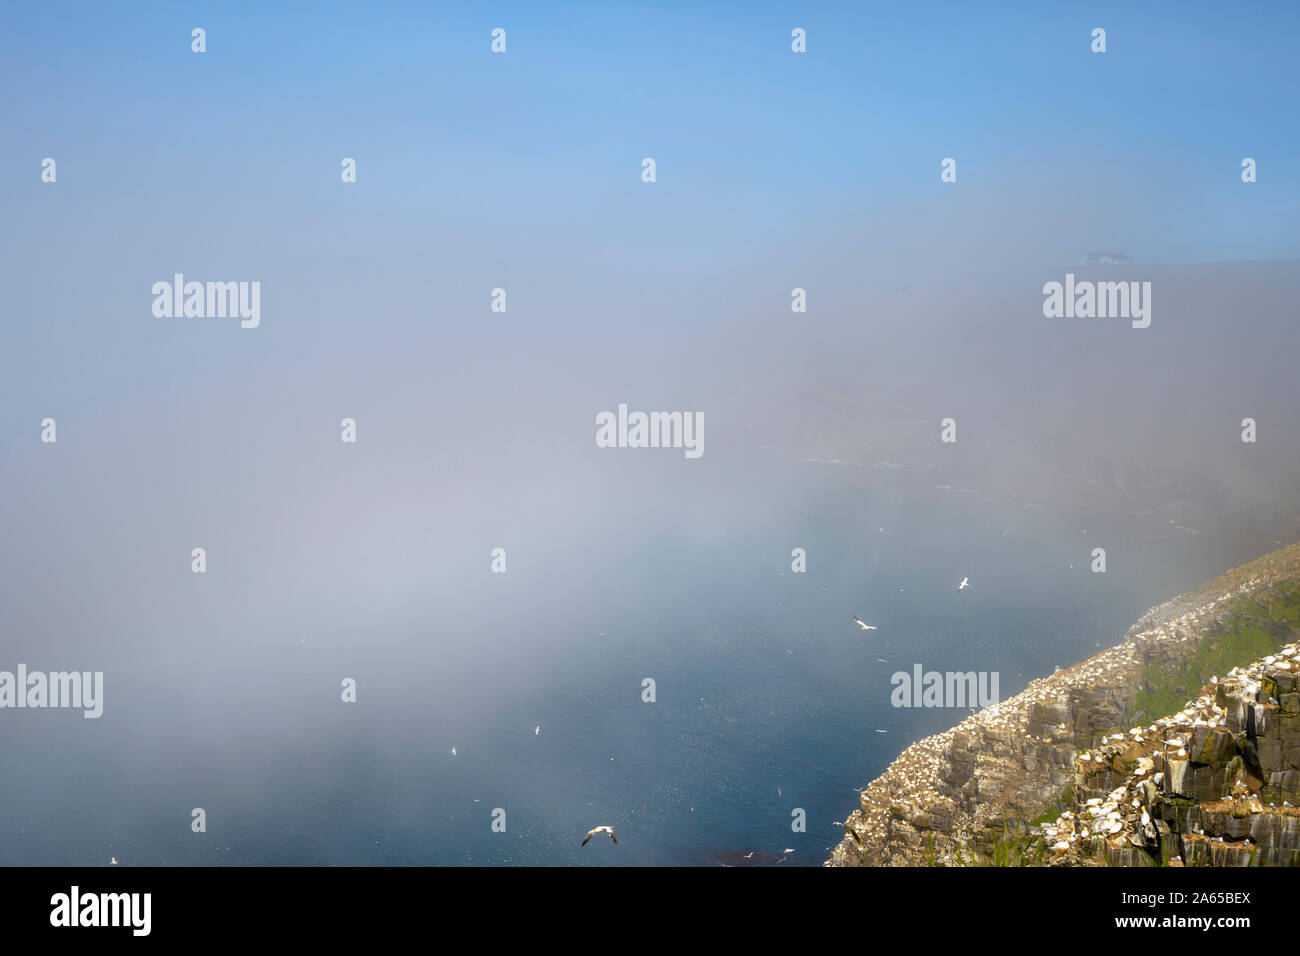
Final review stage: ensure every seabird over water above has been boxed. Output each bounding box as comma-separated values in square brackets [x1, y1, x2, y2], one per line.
[450, 747, 456, 757]
[957, 577, 970, 591]
[852, 615, 878, 631]
[582, 826, 617, 846]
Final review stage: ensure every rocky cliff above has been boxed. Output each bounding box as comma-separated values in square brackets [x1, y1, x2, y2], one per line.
[1038, 639, 1300, 866]
[825, 542, 1300, 866]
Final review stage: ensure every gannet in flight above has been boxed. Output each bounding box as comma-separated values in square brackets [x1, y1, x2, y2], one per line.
[534, 725, 540, 735]
[450, 747, 457, 757]
[957, 577, 970, 591]
[582, 826, 617, 846]
[852, 615, 878, 631]
[110, 857, 118, 865]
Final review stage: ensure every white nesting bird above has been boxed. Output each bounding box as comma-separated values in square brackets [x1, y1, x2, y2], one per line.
[582, 826, 617, 846]
[852, 615, 878, 631]
[957, 577, 970, 591]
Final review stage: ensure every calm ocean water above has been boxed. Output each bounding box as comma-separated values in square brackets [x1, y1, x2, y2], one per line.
[0, 467, 1274, 867]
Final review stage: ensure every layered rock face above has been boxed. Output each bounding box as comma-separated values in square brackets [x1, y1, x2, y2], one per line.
[826, 543, 1300, 867]
[1043, 643, 1300, 866]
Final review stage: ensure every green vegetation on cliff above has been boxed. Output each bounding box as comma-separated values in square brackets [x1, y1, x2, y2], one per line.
[1133, 581, 1300, 722]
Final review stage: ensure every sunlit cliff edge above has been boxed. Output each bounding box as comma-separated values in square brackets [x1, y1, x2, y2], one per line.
[826, 542, 1300, 866]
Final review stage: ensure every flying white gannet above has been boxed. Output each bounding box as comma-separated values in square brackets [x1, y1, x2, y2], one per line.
[110, 857, 118, 865]
[450, 747, 457, 757]
[582, 826, 618, 846]
[534, 725, 540, 735]
[852, 615, 878, 631]
[957, 577, 970, 591]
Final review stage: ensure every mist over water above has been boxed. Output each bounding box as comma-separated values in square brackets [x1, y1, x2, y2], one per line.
[1, 397, 1295, 865]
[3, 3, 1300, 867]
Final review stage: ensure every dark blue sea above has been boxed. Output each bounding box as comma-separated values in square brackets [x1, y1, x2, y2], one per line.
[0, 457, 1274, 867]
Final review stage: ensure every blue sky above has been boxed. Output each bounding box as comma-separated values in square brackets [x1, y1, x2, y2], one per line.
[3, 1, 1298, 518]
[3, 1, 1299, 617]
[4, 0, 1298, 268]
